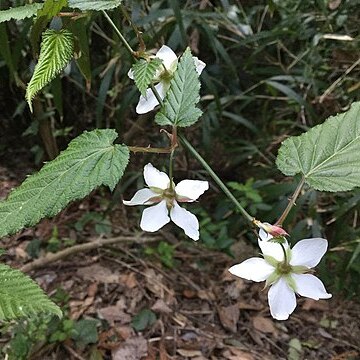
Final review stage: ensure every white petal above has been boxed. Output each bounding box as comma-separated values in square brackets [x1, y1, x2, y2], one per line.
[290, 238, 328, 268]
[156, 45, 178, 70]
[175, 180, 209, 202]
[193, 56, 206, 75]
[143, 163, 170, 190]
[268, 277, 296, 320]
[170, 201, 199, 240]
[127, 68, 134, 80]
[229, 258, 275, 282]
[123, 188, 159, 206]
[259, 228, 273, 241]
[292, 274, 332, 300]
[135, 82, 167, 114]
[258, 238, 287, 262]
[140, 200, 170, 232]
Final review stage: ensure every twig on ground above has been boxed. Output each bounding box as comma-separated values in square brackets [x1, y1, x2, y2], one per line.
[20, 235, 160, 273]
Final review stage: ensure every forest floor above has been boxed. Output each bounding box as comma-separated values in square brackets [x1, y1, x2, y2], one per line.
[1, 161, 360, 360]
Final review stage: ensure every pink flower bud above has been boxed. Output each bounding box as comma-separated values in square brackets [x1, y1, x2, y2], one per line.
[253, 220, 289, 237]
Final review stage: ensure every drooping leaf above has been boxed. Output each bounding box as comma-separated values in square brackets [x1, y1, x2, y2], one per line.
[26, 29, 74, 111]
[276, 102, 360, 192]
[30, 0, 68, 53]
[155, 48, 202, 128]
[0, 129, 129, 238]
[68, 0, 122, 11]
[131, 58, 163, 96]
[0, 3, 42, 23]
[0, 263, 62, 320]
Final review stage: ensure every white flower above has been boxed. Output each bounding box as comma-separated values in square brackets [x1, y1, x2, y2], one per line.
[128, 45, 206, 114]
[229, 236, 332, 320]
[123, 163, 209, 240]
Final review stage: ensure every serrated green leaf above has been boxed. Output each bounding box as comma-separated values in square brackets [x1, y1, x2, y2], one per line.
[26, 29, 74, 111]
[0, 3, 43, 23]
[155, 48, 202, 128]
[0, 129, 129, 238]
[0, 263, 62, 320]
[276, 102, 360, 192]
[132, 58, 162, 96]
[68, 0, 122, 11]
[30, 0, 68, 53]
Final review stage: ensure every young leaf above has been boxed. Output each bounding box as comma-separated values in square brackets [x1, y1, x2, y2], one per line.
[0, 129, 129, 238]
[26, 29, 74, 111]
[0, 3, 43, 23]
[155, 48, 202, 128]
[68, 0, 122, 11]
[30, 0, 68, 53]
[276, 102, 360, 192]
[131, 58, 163, 96]
[0, 263, 62, 320]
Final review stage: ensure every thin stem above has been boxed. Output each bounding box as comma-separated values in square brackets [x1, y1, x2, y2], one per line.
[102, 10, 135, 56]
[169, 149, 175, 189]
[179, 135, 254, 223]
[150, 84, 164, 106]
[128, 145, 172, 154]
[275, 176, 306, 226]
[280, 242, 288, 264]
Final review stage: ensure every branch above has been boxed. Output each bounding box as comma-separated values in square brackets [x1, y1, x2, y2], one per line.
[20, 235, 160, 273]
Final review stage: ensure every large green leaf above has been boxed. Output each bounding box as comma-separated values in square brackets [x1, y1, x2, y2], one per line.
[276, 102, 360, 192]
[68, 0, 122, 11]
[26, 29, 74, 111]
[132, 58, 162, 96]
[0, 129, 129, 238]
[155, 48, 202, 128]
[0, 3, 43, 23]
[0, 263, 62, 320]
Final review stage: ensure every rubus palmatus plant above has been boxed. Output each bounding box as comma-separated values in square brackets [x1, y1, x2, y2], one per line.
[0, 0, 359, 329]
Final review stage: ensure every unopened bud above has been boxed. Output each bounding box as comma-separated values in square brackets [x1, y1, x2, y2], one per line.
[253, 220, 289, 237]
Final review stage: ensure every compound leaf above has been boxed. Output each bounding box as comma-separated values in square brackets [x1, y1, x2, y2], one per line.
[68, 0, 122, 11]
[131, 58, 162, 96]
[26, 29, 74, 111]
[0, 129, 129, 238]
[0, 263, 62, 320]
[276, 102, 360, 192]
[155, 48, 202, 128]
[0, 3, 43, 23]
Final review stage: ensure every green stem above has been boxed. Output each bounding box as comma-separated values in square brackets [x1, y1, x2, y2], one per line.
[169, 149, 175, 190]
[275, 176, 306, 226]
[179, 135, 254, 223]
[150, 84, 164, 106]
[102, 10, 135, 56]
[280, 243, 288, 264]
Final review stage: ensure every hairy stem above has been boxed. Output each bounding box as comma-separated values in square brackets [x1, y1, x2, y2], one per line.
[275, 176, 306, 226]
[179, 135, 254, 223]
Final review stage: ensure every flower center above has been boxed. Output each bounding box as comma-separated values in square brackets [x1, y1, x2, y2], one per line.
[158, 69, 173, 83]
[162, 187, 176, 209]
[276, 261, 292, 275]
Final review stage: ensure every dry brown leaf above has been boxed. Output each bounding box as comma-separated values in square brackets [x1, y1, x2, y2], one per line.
[87, 282, 98, 297]
[224, 280, 246, 299]
[302, 299, 329, 311]
[119, 272, 138, 289]
[116, 325, 134, 340]
[177, 349, 203, 357]
[112, 336, 147, 360]
[144, 268, 165, 298]
[217, 304, 240, 333]
[77, 263, 119, 283]
[223, 347, 256, 360]
[151, 299, 172, 314]
[197, 289, 216, 301]
[98, 305, 131, 325]
[251, 316, 277, 336]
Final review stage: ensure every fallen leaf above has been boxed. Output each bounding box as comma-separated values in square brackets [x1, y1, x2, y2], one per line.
[302, 299, 329, 311]
[151, 299, 172, 314]
[77, 263, 119, 283]
[98, 305, 131, 325]
[217, 305, 240, 333]
[119, 272, 138, 289]
[177, 349, 203, 357]
[144, 268, 165, 298]
[112, 336, 148, 360]
[252, 316, 277, 336]
[223, 347, 256, 360]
